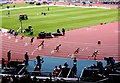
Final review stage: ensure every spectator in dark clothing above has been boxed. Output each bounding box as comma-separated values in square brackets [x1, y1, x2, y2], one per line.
[36, 56, 44, 70]
[8, 29, 14, 34]
[7, 29, 12, 33]
[62, 28, 65, 36]
[64, 62, 68, 68]
[7, 50, 11, 61]
[14, 32, 18, 38]
[97, 61, 103, 73]
[24, 52, 29, 65]
[73, 57, 77, 66]
[72, 65, 77, 77]
[104, 57, 111, 66]
[109, 57, 115, 66]
[72, 57, 77, 77]
[2, 58, 5, 69]
[57, 29, 61, 33]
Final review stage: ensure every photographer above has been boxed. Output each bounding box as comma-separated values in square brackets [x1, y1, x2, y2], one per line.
[36, 56, 44, 70]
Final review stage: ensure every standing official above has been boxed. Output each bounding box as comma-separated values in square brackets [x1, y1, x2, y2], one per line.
[7, 50, 11, 61]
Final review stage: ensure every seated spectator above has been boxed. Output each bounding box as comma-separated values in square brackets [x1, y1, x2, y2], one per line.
[97, 61, 103, 73]
[30, 31, 33, 35]
[7, 29, 14, 34]
[109, 57, 115, 66]
[63, 61, 69, 68]
[58, 65, 62, 71]
[14, 32, 18, 38]
[62, 28, 65, 36]
[103, 65, 113, 77]
[52, 66, 59, 77]
[57, 29, 61, 33]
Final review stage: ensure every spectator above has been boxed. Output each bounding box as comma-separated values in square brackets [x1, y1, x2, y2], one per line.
[72, 57, 77, 77]
[97, 61, 103, 73]
[24, 52, 29, 65]
[109, 57, 115, 66]
[62, 28, 65, 36]
[14, 32, 18, 38]
[72, 65, 77, 77]
[53, 66, 59, 77]
[104, 57, 111, 66]
[58, 65, 62, 71]
[57, 29, 61, 33]
[63, 61, 68, 68]
[2, 58, 5, 69]
[73, 57, 77, 66]
[7, 50, 11, 61]
[36, 55, 44, 70]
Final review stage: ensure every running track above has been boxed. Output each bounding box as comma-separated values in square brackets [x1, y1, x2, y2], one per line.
[0, 22, 119, 62]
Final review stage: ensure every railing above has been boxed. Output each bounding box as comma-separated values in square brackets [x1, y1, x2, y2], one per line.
[57, 70, 62, 77]
[79, 67, 86, 79]
[0, 73, 78, 81]
[96, 78, 109, 82]
[18, 66, 26, 75]
[67, 67, 72, 78]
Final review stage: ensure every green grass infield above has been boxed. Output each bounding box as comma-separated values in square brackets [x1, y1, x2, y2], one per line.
[1, 4, 118, 36]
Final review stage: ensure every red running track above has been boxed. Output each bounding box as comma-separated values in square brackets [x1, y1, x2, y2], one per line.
[0, 22, 119, 62]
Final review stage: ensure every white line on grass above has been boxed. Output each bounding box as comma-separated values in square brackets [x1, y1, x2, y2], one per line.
[1, 4, 111, 12]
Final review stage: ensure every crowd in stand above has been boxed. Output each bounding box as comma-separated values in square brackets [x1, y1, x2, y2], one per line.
[1, 56, 120, 83]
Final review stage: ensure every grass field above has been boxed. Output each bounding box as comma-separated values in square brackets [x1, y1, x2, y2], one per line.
[0, 4, 118, 36]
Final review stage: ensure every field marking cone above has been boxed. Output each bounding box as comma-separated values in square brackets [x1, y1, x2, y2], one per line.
[15, 39, 18, 42]
[8, 36, 11, 39]
[24, 43, 28, 46]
